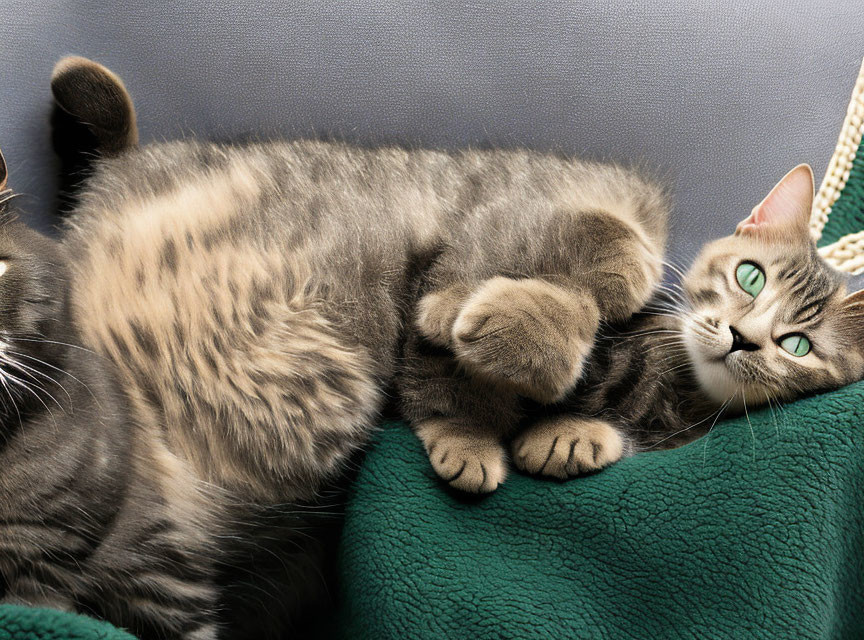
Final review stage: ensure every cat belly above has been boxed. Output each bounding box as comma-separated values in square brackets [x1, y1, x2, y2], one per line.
[67, 161, 381, 502]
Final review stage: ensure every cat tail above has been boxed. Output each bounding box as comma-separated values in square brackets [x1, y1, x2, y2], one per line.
[50, 56, 138, 213]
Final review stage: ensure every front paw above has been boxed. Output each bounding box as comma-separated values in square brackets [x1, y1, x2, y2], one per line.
[415, 284, 471, 347]
[414, 418, 507, 493]
[452, 277, 599, 403]
[512, 416, 625, 479]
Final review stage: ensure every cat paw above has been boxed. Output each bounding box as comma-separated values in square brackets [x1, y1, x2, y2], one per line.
[451, 277, 599, 403]
[512, 416, 624, 479]
[415, 284, 470, 347]
[415, 419, 507, 493]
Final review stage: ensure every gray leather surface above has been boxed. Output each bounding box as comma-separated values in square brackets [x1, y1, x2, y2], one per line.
[1, 1, 862, 268]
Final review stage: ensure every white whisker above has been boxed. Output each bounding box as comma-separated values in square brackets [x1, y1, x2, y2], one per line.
[742, 391, 756, 460]
[7, 349, 98, 404]
[0, 356, 73, 407]
[8, 336, 95, 354]
[646, 396, 732, 450]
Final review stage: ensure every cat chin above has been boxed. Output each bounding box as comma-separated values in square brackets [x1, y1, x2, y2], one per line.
[688, 351, 770, 411]
[691, 357, 738, 403]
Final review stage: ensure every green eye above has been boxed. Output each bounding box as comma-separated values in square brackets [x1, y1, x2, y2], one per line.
[780, 334, 811, 357]
[736, 262, 765, 298]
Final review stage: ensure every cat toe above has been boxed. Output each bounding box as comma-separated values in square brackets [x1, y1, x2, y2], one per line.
[429, 439, 507, 493]
[416, 419, 507, 493]
[513, 416, 624, 478]
[416, 286, 469, 347]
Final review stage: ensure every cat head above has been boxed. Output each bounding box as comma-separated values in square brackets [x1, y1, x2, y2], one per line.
[0, 149, 69, 370]
[682, 164, 864, 409]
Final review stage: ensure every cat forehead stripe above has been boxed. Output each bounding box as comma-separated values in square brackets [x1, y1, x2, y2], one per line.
[792, 292, 833, 325]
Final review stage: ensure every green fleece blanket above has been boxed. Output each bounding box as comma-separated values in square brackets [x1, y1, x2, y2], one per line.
[5, 386, 862, 639]
[0, 606, 133, 640]
[333, 389, 864, 638]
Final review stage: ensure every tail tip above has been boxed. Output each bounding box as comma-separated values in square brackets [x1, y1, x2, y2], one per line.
[50, 55, 138, 153]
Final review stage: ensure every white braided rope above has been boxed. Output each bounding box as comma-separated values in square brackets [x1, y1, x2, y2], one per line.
[810, 57, 864, 275]
[818, 230, 864, 274]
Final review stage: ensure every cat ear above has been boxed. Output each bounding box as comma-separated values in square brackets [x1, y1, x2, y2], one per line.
[840, 288, 864, 345]
[842, 288, 864, 313]
[0, 147, 7, 191]
[736, 164, 814, 242]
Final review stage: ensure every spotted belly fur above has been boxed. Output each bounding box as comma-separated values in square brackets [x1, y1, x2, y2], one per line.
[66, 156, 381, 503]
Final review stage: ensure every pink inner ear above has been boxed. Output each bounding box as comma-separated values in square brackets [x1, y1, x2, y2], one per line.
[736, 205, 766, 235]
[736, 164, 814, 237]
[0, 149, 6, 191]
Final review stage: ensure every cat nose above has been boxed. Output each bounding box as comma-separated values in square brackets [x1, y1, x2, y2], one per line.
[728, 326, 759, 353]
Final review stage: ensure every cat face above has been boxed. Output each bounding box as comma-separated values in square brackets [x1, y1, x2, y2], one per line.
[682, 165, 864, 409]
[0, 150, 68, 372]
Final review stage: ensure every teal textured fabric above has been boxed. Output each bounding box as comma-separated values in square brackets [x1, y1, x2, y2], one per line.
[334, 384, 864, 639]
[819, 140, 864, 247]
[0, 606, 134, 640]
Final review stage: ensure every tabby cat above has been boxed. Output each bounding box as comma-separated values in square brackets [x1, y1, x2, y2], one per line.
[407, 162, 864, 491]
[0, 56, 862, 639]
